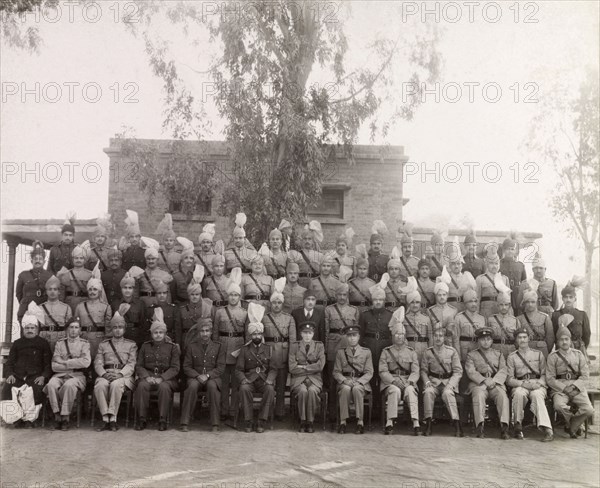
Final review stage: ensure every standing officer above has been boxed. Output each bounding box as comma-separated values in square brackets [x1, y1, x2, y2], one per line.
[111, 274, 149, 348]
[155, 213, 181, 274]
[179, 318, 226, 432]
[516, 256, 558, 315]
[59, 246, 92, 314]
[427, 282, 457, 345]
[17, 241, 53, 325]
[446, 253, 476, 314]
[44, 319, 91, 430]
[379, 320, 421, 435]
[348, 257, 375, 314]
[506, 327, 553, 441]
[170, 244, 196, 304]
[121, 210, 146, 271]
[403, 291, 433, 361]
[309, 256, 343, 310]
[499, 234, 527, 311]
[333, 325, 374, 434]
[85, 216, 113, 272]
[288, 226, 325, 288]
[224, 215, 255, 274]
[282, 263, 307, 314]
[93, 312, 138, 431]
[179, 281, 213, 348]
[416, 259, 435, 309]
[428, 231, 448, 281]
[264, 228, 288, 279]
[195, 224, 217, 276]
[213, 271, 247, 420]
[203, 255, 231, 311]
[262, 280, 296, 420]
[136, 242, 174, 308]
[462, 229, 484, 278]
[517, 290, 554, 358]
[385, 251, 408, 311]
[551, 278, 591, 358]
[47, 216, 77, 274]
[488, 292, 518, 358]
[39, 275, 72, 351]
[453, 289, 486, 364]
[398, 229, 419, 282]
[330, 229, 356, 279]
[242, 255, 274, 310]
[367, 221, 389, 282]
[465, 327, 510, 439]
[421, 326, 464, 437]
[289, 322, 326, 433]
[101, 250, 127, 303]
[150, 281, 181, 344]
[476, 248, 511, 318]
[546, 326, 594, 438]
[236, 304, 277, 433]
[134, 316, 180, 431]
[75, 278, 112, 359]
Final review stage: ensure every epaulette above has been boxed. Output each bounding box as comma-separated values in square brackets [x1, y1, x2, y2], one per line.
[446, 303, 457, 311]
[457, 311, 466, 316]
[427, 305, 438, 311]
[382, 345, 393, 351]
[143, 340, 153, 344]
[78, 338, 89, 343]
[407, 346, 415, 351]
[101, 338, 112, 343]
[123, 338, 135, 343]
[539, 311, 548, 318]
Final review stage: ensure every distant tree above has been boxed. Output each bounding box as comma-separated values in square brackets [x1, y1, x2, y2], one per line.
[525, 66, 599, 314]
[126, 0, 442, 242]
[0, 0, 59, 52]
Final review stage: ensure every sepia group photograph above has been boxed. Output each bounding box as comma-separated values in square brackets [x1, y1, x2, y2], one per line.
[0, 1, 598, 487]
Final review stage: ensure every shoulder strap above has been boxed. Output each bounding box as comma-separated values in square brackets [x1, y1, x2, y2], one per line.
[92, 248, 108, 271]
[266, 313, 286, 338]
[211, 275, 227, 301]
[522, 313, 541, 339]
[555, 351, 579, 375]
[63, 339, 72, 359]
[349, 280, 371, 304]
[41, 304, 60, 329]
[476, 349, 498, 374]
[343, 349, 362, 374]
[143, 271, 157, 292]
[415, 279, 433, 307]
[462, 312, 477, 328]
[399, 257, 412, 277]
[429, 348, 450, 375]
[69, 270, 87, 294]
[389, 348, 411, 374]
[231, 248, 250, 273]
[404, 315, 423, 339]
[515, 350, 540, 376]
[224, 307, 243, 331]
[108, 340, 125, 366]
[332, 304, 350, 329]
[317, 276, 333, 301]
[484, 274, 499, 293]
[83, 302, 99, 329]
[428, 307, 440, 324]
[159, 251, 173, 274]
[195, 252, 212, 276]
[300, 250, 318, 274]
[386, 282, 402, 303]
[248, 274, 267, 296]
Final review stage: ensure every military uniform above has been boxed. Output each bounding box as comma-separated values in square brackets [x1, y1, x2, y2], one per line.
[180, 339, 226, 427]
[287, 249, 324, 288]
[137, 268, 173, 308]
[242, 273, 274, 310]
[427, 303, 457, 346]
[421, 345, 463, 420]
[16, 268, 53, 323]
[157, 248, 181, 275]
[110, 297, 149, 347]
[101, 268, 127, 302]
[235, 342, 277, 422]
[330, 253, 355, 280]
[309, 275, 342, 309]
[446, 272, 472, 313]
[546, 347, 594, 434]
[465, 346, 509, 426]
[359, 307, 393, 398]
[385, 278, 407, 312]
[86, 245, 110, 272]
[476, 272, 511, 318]
[39, 300, 72, 351]
[45, 336, 91, 416]
[150, 302, 181, 344]
[203, 274, 231, 310]
[170, 265, 194, 304]
[348, 277, 375, 313]
[517, 278, 558, 315]
[325, 304, 359, 362]
[262, 311, 296, 417]
[500, 257, 526, 311]
[379, 345, 420, 423]
[488, 313, 517, 358]
[213, 305, 248, 417]
[60, 267, 92, 313]
[47, 241, 76, 274]
[428, 255, 449, 281]
[551, 308, 591, 357]
[264, 250, 288, 279]
[289, 340, 326, 423]
[121, 244, 146, 271]
[517, 312, 554, 358]
[224, 246, 254, 274]
[333, 345, 374, 423]
[194, 250, 216, 276]
[403, 310, 434, 360]
[506, 347, 552, 430]
[399, 255, 419, 283]
[417, 278, 436, 309]
[282, 282, 307, 314]
[453, 310, 486, 363]
[462, 254, 484, 278]
[134, 340, 180, 420]
[94, 337, 138, 422]
[367, 250, 388, 282]
[179, 299, 213, 347]
[75, 300, 112, 358]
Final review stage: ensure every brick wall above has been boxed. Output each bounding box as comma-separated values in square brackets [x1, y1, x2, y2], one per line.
[104, 138, 408, 250]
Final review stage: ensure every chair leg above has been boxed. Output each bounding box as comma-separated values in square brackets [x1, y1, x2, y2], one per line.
[368, 395, 372, 431]
[125, 390, 132, 428]
[90, 392, 96, 427]
[76, 391, 82, 428]
[585, 418, 588, 439]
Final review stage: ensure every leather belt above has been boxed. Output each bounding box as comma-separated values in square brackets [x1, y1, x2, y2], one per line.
[342, 371, 362, 378]
[481, 297, 496, 302]
[316, 299, 336, 305]
[447, 297, 461, 302]
[140, 291, 156, 297]
[329, 328, 343, 335]
[245, 294, 264, 300]
[104, 364, 124, 370]
[459, 335, 476, 342]
[350, 301, 371, 307]
[299, 272, 319, 278]
[219, 331, 244, 338]
[40, 326, 65, 332]
[428, 372, 451, 379]
[517, 374, 541, 380]
[493, 339, 514, 345]
[365, 332, 392, 340]
[65, 291, 88, 297]
[407, 336, 429, 343]
[213, 300, 228, 307]
[389, 368, 410, 376]
[264, 337, 288, 343]
[557, 373, 579, 380]
[385, 301, 400, 307]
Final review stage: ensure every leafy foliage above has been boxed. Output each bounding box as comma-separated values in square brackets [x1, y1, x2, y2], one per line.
[0, 0, 59, 52]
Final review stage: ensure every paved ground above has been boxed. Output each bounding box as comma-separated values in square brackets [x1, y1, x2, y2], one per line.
[1, 419, 598, 488]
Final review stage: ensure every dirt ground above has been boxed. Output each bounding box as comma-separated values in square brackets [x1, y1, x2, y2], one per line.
[1, 418, 598, 488]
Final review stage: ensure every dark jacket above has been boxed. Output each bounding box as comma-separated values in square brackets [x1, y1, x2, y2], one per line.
[291, 307, 326, 342]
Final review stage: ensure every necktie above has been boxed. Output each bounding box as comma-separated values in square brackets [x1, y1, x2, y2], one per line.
[305, 344, 310, 353]
[352, 347, 356, 355]
[307, 311, 312, 319]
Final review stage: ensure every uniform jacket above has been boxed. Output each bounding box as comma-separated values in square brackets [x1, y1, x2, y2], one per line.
[170, 266, 194, 304]
[5, 336, 52, 380]
[516, 278, 558, 315]
[551, 308, 591, 349]
[136, 340, 180, 380]
[427, 303, 457, 331]
[517, 311, 554, 354]
[202, 274, 231, 306]
[347, 277, 375, 308]
[403, 310, 433, 344]
[86, 245, 110, 271]
[150, 302, 181, 343]
[428, 255, 449, 281]
[194, 250, 216, 276]
[101, 268, 127, 302]
[121, 245, 146, 271]
[75, 300, 112, 332]
[47, 241, 77, 273]
[157, 248, 181, 274]
[333, 345, 374, 390]
[282, 283, 307, 314]
[40, 300, 72, 331]
[235, 342, 278, 384]
[465, 347, 507, 392]
[499, 258, 527, 293]
[476, 272, 510, 301]
[325, 303, 359, 359]
[180, 299, 214, 338]
[417, 278, 436, 308]
[224, 246, 254, 273]
[263, 250, 288, 279]
[183, 340, 226, 385]
[506, 347, 547, 388]
[110, 297, 149, 345]
[379, 345, 420, 390]
[51, 337, 91, 377]
[453, 310, 487, 360]
[242, 273, 274, 300]
[16, 268, 54, 316]
[213, 305, 248, 364]
[398, 255, 419, 282]
[291, 307, 326, 343]
[385, 278, 407, 308]
[287, 249, 324, 279]
[288, 340, 326, 389]
[462, 254, 484, 278]
[309, 275, 343, 304]
[367, 250, 389, 282]
[94, 337, 137, 377]
[546, 348, 589, 393]
[488, 313, 518, 344]
[59, 267, 92, 301]
[261, 311, 296, 368]
[420, 345, 463, 390]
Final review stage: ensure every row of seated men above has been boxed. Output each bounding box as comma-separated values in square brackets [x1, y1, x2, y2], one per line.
[3, 294, 593, 441]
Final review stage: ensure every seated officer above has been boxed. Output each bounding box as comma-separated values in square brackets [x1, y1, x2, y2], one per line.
[333, 325, 374, 434]
[464, 327, 510, 439]
[235, 308, 277, 433]
[94, 312, 138, 432]
[134, 316, 180, 431]
[179, 318, 226, 432]
[421, 326, 464, 437]
[288, 322, 326, 433]
[379, 320, 421, 436]
[546, 326, 594, 438]
[44, 319, 91, 431]
[506, 327, 553, 442]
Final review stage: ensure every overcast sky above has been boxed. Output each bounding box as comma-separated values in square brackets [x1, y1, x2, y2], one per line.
[1, 0, 599, 292]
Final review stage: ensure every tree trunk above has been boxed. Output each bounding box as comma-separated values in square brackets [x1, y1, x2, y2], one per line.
[584, 243, 596, 343]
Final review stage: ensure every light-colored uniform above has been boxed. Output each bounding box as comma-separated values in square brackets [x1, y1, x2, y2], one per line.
[420, 345, 463, 420]
[453, 311, 486, 363]
[379, 345, 420, 422]
[60, 267, 92, 313]
[289, 340, 326, 422]
[488, 314, 517, 358]
[157, 248, 181, 275]
[476, 272, 511, 318]
[403, 310, 433, 361]
[427, 303, 457, 346]
[333, 345, 374, 422]
[287, 249, 324, 288]
[39, 300, 72, 351]
[242, 273, 274, 310]
[137, 268, 173, 307]
[517, 312, 554, 358]
[348, 277, 375, 314]
[75, 300, 112, 358]
[282, 283, 307, 314]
